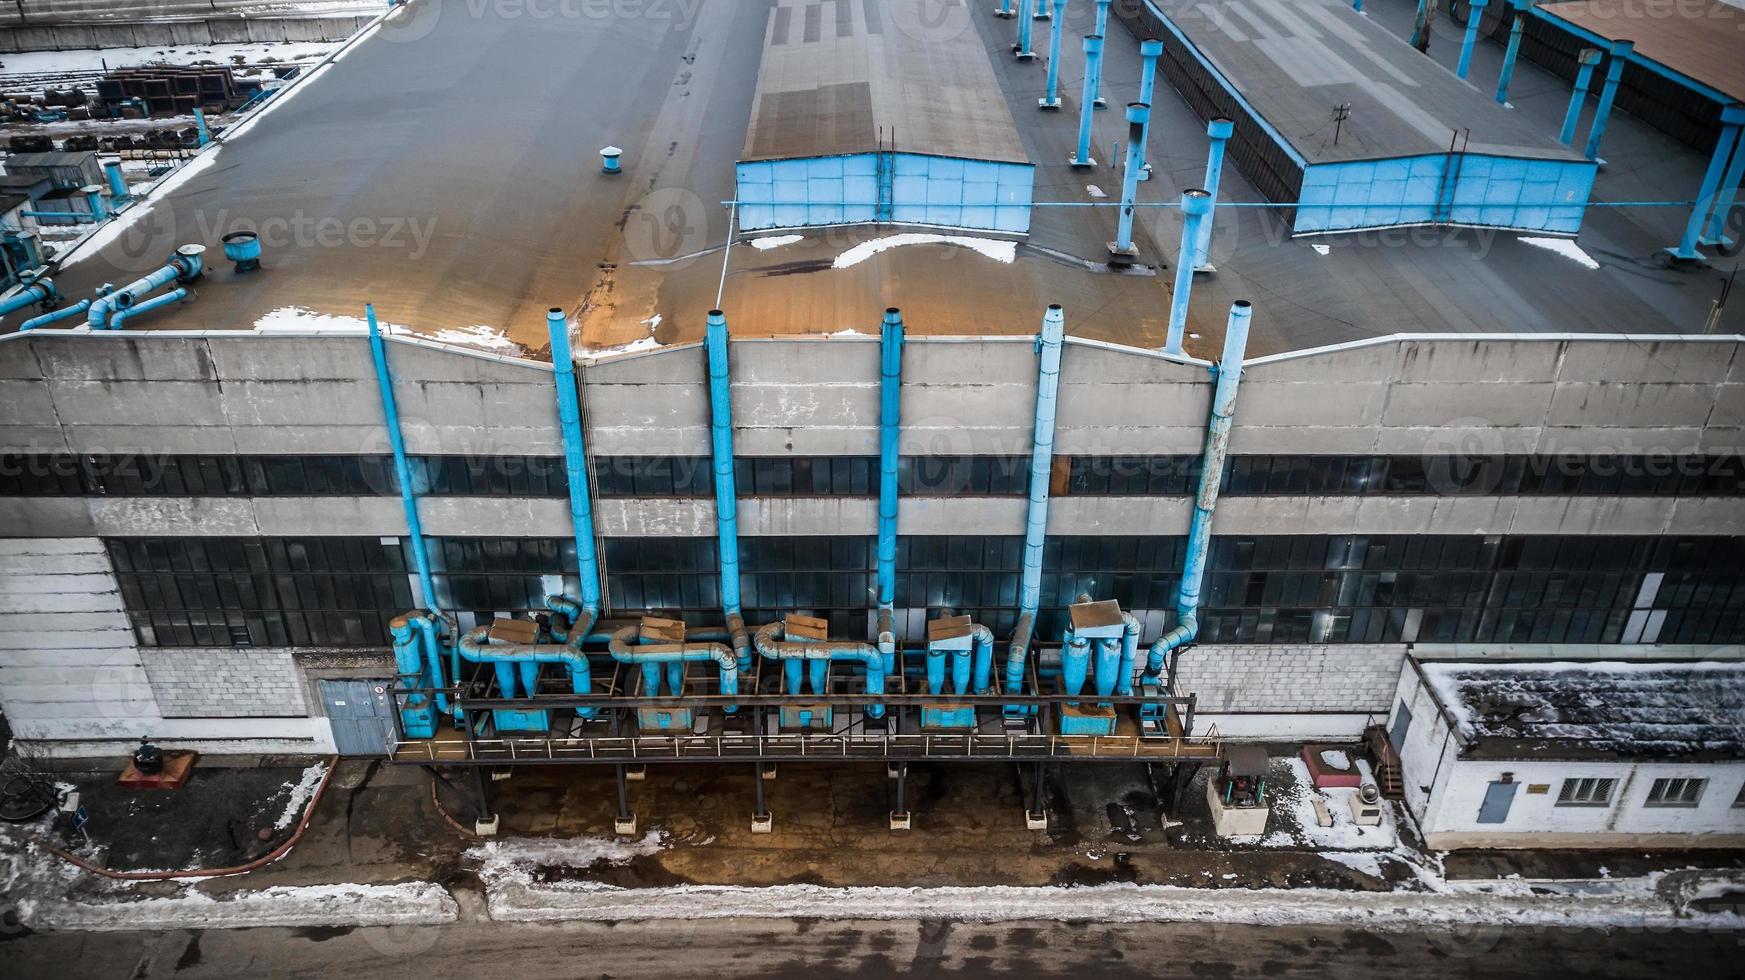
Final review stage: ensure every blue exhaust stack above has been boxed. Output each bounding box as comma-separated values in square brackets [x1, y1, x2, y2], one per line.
[1090, 0, 1111, 107]
[1015, 0, 1036, 59]
[1195, 119, 1234, 272]
[1559, 48, 1602, 145]
[1456, 0, 1489, 80]
[1109, 102, 1151, 262]
[547, 308, 604, 615]
[366, 303, 440, 617]
[1004, 305, 1066, 705]
[1039, 0, 1068, 108]
[1138, 39, 1163, 110]
[1070, 35, 1103, 168]
[706, 310, 744, 635]
[877, 308, 904, 674]
[1585, 38, 1634, 161]
[1165, 189, 1212, 355]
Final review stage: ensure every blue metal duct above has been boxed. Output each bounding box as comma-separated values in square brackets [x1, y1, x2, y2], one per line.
[1090, 0, 1111, 107]
[607, 626, 738, 700]
[1138, 39, 1163, 109]
[102, 156, 128, 201]
[1145, 301, 1253, 680]
[1040, 0, 1068, 108]
[1194, 120, 1234, 273]
[19, 299, 88, 331]
[1071, 35, 1103, 167]
[458, 626, 596, 701]
[1495, 0, 1534, 105]
[876, 308, 904, 675]
[1559, 48, 1602, 146]
[1112, 102, 1151, 259]
[1165, 189, 1212, 355]
[1005, 305, 1066, 699]
[754, 621, 886, 718]
[107, 286, 186, 328]
[1456, 0, 1489, 80]
[704, 310, 752, 671]
[365, 303, 441, 619]
[546, 308, 603, 614]
[87, 245, 203, 329]
[0, 274, 59, 322]
[1584, 39, 1633, 161]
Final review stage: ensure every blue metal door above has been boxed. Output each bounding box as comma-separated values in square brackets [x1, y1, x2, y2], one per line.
[1477, 780, 1518, 824]
[320, 679, 394, 756]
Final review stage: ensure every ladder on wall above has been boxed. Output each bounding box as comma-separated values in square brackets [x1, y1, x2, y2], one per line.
[875, 128, 896, 224]
[1432, 128, 1471, 226]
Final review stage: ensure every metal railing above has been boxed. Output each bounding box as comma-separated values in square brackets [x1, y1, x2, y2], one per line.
[391, 730, 1224, 766]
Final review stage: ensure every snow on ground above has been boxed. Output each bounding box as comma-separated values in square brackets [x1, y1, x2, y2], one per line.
[251, 306, 526, 354]
[0, 41, 336, 77]
[747, 234, 803, 251]
[1518, 236, 1600, 270]
[484, 877, 1745, 931]
[832, 233, 1017, 269]
[272, 763, 328, 831]
[1319, 749, 1350, 769]
[466, 831, 667, 875]
[20, 881, 457, 931]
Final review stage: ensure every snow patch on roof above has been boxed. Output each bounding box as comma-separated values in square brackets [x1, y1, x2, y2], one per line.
[832, 233, 1017, 269]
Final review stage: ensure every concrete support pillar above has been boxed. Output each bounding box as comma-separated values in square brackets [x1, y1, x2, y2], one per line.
[1456, 0, 1489, 80]
[1194, 119, 1234, 272]
[1670, 103, 1745, 260]
[1165, 189, 1212, 355]
[1495, 0, 1534, 105]
[1584, 39, 1634, 161]
[1559, 48, 1602, 145]
[1040, 0, 1068, 108]
[1070, 35, 1103, 167]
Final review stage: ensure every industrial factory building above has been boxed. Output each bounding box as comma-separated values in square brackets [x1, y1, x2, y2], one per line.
[0, 0, 1742, 838]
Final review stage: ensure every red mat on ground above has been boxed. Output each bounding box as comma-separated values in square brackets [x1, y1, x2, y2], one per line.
[117, 751, 198, 789]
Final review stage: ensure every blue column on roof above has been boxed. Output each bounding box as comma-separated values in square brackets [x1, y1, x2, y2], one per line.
[1495, 0, 1533, 105]
[1701, 110, 1745, 247]
[1194, 118, 1234, 272]
[1165, 189, 1211, 356]
[1090, 0, 1111, 107]
[1137, 39, 1163, 109]
[876, 308, 904, 608]
[1112, 102, 1150, 256]
[1671, 103, 1745, 260]
[705, 310, 742, 618]
[1071, 35, 1103, 167]
[1559, 48, 1602, 145]
[1410, 0, 1434, 51]
[1015, 0, 1036, 58]
[1456, 0, 1489, 80]
[1040, 0, 1068, 108]
[1585, 38, 1634, 161]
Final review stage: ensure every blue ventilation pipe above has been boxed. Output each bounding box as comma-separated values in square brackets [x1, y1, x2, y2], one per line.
[1116, 610, 1140, 696]
[1495, 0, 1533, 105]
[876, 308, 904, 676]
[102, 156, 128, 201]
[390, 615, 438, 738]
[546, 308, 604, 613]
[996, 0, 1013, 16]
[1137, 39, 1163, 111]
[1005, 305, 1066, 700]
[608, 626, 737, 700]
[1071, 35, 1103, 167]
[1165, 189, 1212, 355]
[0, 273, 59, 322]
[458, 626, 596, 702]
[704, 310, 751, 669]
[194, 107, 211, 147]
[1702, 111, 1745, 248]
[87, 245, 203, 329]
[1090, 0, 1111, 107]
[1671, 104, 1745, 261]
[1015, 0, 1036, 59]
[1111, 103, 1150, 258]
[1194, 120, 1233, 272]
[1456, 0, 1489, 80]
[20, 299, 88, 331]
[1584, 39, 1633, 161]
[755, 622, 885, 718]
[1039, 0, 1067, 108]
[1559, 48, 1602, 145]
[365, 303, 440, 621]
[107, 286, 186, 328]
[81, 186, 108, 223]
[1145, 301, 1253, 680]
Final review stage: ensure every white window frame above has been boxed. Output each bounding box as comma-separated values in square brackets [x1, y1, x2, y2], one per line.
[1555, 776, 1616, 808]
[1644, 777, 1706, 808]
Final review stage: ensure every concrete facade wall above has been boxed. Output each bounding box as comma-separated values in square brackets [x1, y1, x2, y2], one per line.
[140, 647, 310, 719]
[1388, 661, 1745, 848]
[0, 16, 373, 53]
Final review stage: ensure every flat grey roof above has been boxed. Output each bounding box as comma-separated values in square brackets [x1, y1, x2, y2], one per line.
[1541, 0, 1745, 103]
[15, 0, 1742, 358]
[1421, 660, 1745, 762]
[1153, 0, 1588, 165]
[742, 0, 1027, 163]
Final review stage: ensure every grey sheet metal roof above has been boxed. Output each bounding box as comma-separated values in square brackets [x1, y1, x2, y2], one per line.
[742, 0, 1029, 163]
[1153, 0, 1589, 164]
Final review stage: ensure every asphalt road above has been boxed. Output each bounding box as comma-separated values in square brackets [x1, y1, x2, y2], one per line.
[5, 916, 1740, 978]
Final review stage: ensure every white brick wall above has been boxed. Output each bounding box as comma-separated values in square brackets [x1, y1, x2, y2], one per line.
[141, 648, 311, 718]
[1174, 645, 1406, 714]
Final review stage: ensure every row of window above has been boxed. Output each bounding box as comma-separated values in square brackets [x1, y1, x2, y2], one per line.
[105, 535, 1745, 649]
[1557, 776, 1742, 810]
[9, 453, 1745, 498]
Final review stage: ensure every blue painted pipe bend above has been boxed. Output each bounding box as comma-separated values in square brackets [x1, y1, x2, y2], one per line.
[19, 298, 89, 331]
[406, 609, 453, 715]
[1145, 301, 1253, 680]
[458, 625, 596, 706]
[0, 275, 58, 320]
[87, 244, 203, 329]
[607, 625, 738, 699]
[753, 621, 886, 719]
[107, 286, 186, 328]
